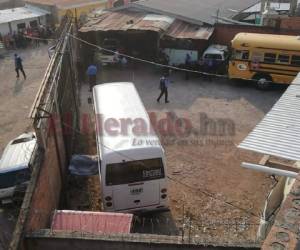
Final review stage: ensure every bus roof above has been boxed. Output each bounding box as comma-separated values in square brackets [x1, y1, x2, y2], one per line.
[232, 33, 300, 51]
[93, 82, 163, 161]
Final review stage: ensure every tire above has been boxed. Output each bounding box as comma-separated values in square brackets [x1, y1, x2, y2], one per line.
[253, 74, 272, 90]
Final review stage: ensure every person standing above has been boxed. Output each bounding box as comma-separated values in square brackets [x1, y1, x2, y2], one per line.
[157, 72, 170, 103]
[185, 52, 192, 80]
[86, 63, 98, 91]
[14, 54, 26, 79]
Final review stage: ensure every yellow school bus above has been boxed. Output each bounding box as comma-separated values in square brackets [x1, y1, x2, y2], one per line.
[228, 33, 300, 89]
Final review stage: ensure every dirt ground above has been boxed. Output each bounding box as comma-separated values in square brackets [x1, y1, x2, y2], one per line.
[0, 44, 50, 250]
[68, 63, 287, 245]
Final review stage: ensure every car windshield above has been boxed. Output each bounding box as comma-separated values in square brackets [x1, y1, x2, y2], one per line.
[11, 137, 34, 145]
[205, 54, 223, 60]
[0, 168, 30, 189]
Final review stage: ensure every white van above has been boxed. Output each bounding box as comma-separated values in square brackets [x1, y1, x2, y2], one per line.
[0, 133, 37, 202]
[202, 44, 228, 65]
[93, 82, 168, 213]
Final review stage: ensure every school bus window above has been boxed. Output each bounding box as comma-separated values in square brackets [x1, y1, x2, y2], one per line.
[252, 52, 264, 62]
[277, 54, 290, 64]
[264, 53, 276, 63]
[234, 50, 249, 60]
[291, 55, 300, 66]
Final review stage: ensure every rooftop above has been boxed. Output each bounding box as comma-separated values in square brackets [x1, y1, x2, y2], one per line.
[80, 9, 214, 40]
[25, 0, 107, 9]
[239, 73, 300, 161]
[127, 0, 260, 25]
[0, 5, 49, 24]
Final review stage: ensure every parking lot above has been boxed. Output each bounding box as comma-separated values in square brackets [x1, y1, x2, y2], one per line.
[72, 63, 287, 244]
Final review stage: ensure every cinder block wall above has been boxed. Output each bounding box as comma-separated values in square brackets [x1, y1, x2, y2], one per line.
[25, 230, 260, 250]
[25, 124, 66, 231]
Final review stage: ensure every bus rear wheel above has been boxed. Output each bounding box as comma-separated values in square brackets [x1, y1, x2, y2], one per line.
[253, 74, 272, 90]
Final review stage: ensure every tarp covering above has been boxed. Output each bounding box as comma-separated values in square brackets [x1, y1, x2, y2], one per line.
[69, 155, 99, 176]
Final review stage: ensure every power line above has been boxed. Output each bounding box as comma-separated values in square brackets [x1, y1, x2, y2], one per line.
[67, 33, 228, 78]
[68, 33, 300, 87]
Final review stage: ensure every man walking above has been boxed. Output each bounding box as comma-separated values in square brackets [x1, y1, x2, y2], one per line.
[157, 72, 170, 103]
[14, 54, 26, 79]
[86, 63, 98, 91]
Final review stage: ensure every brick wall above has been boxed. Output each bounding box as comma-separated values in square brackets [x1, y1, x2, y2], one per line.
[262, 176, 300, 250]
[9, 16, 79, 250]
[280, 17, 300, 30]
[25, 120, 66, 231]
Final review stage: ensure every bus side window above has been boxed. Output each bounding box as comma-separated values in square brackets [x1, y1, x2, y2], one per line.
[277, 54, 290, 64]
[291, 55, 300, 66]
[252, 52, 263, 62]
[234, 50, 249, 60]
[264, 53, 276, 63]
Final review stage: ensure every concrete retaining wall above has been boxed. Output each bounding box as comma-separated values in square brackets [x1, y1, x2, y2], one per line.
[25, 230, 260, 250]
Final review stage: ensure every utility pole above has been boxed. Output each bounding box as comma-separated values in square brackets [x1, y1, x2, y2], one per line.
[260, 0, 267, 25]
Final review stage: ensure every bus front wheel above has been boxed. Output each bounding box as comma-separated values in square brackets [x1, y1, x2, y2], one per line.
[253, 74, 272, 90]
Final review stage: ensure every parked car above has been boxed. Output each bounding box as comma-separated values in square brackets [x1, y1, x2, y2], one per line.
[202, 45, 228, 63]
[0, 132, 37, 203]
[95, 38, 120, 66]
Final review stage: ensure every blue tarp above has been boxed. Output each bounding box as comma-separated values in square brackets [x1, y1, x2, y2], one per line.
[69, 155, 99, 176]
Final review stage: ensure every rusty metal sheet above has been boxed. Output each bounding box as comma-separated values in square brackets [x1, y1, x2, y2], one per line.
[51, 210, 133, 234]
[166, 19, 214, 40]
[80, 10, 174, 33]
[80, 11, 143, 32]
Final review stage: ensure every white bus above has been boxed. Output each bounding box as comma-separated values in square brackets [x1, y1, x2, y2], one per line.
[93, 82, 168, 213]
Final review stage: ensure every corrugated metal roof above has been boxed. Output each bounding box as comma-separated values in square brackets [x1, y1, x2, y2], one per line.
[0, 6, 49, 25]
[80, 10, 174, 33]
[25, 0, 106, 9]
[166, 19, 214, 40]
[80, 10, 214, 40]
[131, 0, 260, 25]
[239, 74, 300, 161]
[51, 210, 133, 234]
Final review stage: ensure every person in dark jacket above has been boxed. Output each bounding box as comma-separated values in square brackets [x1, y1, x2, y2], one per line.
[157, 72, 170, 103]
[14, 54, 26, 79]
[86, 64, 98, 91]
